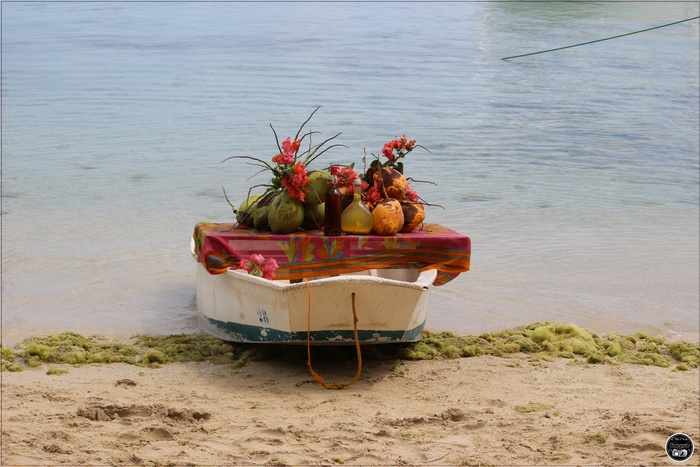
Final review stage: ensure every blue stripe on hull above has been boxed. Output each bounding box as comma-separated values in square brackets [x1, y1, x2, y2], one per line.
[200, 315, 425, 345]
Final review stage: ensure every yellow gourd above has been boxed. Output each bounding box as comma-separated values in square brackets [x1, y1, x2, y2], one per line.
[341, 180, 373, 235]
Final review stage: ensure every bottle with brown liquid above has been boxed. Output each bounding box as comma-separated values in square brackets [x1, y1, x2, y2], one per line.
[341, 179, 373, 235]
[324, 166, 342, 236]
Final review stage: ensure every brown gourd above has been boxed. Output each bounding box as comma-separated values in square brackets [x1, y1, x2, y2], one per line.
[378, 167, 407, 200]
[400, 200, 425, 233]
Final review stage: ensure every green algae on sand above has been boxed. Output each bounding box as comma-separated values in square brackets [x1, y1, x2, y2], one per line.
[1, 332, 265, 371]
[1, 323, 698, 372]
[16, 332, 139, 367]
[388, 323, 699, 370]
[1, 345, 22, 372]
[515, 402, 554, 413]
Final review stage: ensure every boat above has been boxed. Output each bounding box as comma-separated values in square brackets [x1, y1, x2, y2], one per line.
[191, 222, 471, 345]
[193, 253, 437, 344]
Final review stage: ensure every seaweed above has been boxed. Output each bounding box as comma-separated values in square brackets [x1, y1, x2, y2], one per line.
[585, 432, 608, 445]
[8, 332, 138, 369]
[379, 322, 700, 370]
[515, 402, 554, 413]
[1, 344, 23, 372]
[3, 323, 698, 372]
[133, 334, 239, 364]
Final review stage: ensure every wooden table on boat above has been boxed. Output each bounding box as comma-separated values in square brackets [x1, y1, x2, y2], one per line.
[193, 223, 471, 286]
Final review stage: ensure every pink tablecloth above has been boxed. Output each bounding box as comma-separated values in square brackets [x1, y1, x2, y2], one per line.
[193, 223, 471, 286]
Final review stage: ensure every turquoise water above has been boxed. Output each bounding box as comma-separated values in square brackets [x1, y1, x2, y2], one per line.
[2, 2, 699, 345]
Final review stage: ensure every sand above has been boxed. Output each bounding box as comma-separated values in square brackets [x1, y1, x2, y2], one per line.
[2, 351, 699, 466]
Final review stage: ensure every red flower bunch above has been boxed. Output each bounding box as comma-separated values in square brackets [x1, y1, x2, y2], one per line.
[381, 134, 417, 162]
[370, 134, 427, 177]
[272, 137, 300, 165]
[280, 161, 310, 202]
[271, 137, 311, 201]
[223, 107, 345, 204]
[405, 183, 419, 202]
[239, 254, 278, 280]
[335, 166, 363, 193]
[365, 182, 382, 205]
[361, 134, 429, 207]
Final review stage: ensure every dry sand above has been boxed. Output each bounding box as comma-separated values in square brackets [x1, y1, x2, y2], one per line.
[2, 352, 699, 466]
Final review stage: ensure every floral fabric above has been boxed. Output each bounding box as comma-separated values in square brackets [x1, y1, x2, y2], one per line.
[193, 223, 471, 286]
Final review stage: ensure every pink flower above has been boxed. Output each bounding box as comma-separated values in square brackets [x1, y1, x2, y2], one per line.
[272, 152, 294, 165]
[239, 259, 254, 274]
[261, 257, 278, 280]
[336, 166, 360, 191]
[281, 137, 301, 159]
[381, 144, 395, 160]
[366, 181, 382, 204]
[405, 183, 419, 202]
[239, 254, 278, 280]
[250, 253, 265, 264]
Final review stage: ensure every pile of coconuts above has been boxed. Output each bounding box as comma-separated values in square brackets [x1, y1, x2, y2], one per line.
[234, 166, 424, 236]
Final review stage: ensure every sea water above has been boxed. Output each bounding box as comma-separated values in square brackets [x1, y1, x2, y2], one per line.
[2, 2, 698, 345]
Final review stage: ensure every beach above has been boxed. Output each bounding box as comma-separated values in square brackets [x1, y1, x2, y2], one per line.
[2, 349, 698, 466]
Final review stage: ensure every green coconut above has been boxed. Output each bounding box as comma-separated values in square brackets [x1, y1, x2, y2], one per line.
[305, 170, 332, 206]
[302, 202, 325, 230]
[268, 191, 304, 234]
[237, 194, 262, 227]
[253, 192, 277, 231]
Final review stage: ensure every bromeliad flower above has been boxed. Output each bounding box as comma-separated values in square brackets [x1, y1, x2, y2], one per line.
[239, 254, 279, 280]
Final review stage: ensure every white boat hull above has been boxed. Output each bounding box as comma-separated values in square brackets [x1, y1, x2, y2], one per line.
[195, 261, 436, 344]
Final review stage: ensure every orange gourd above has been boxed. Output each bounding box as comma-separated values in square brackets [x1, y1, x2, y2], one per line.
[371, 198, 405, 235]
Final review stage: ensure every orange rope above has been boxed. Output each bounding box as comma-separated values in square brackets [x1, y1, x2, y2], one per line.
[304, 278, 362, 389]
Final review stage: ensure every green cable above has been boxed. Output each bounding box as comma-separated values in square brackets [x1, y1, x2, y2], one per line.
[502, 15, 699, 60]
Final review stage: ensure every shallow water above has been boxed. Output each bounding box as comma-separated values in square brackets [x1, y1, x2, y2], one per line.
[2, 2, 699, 345]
